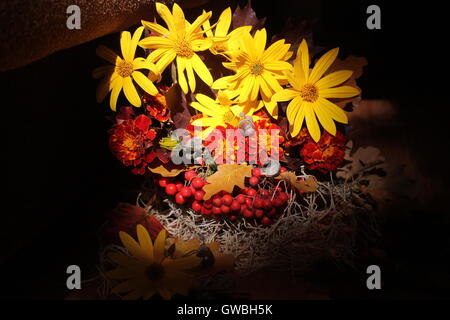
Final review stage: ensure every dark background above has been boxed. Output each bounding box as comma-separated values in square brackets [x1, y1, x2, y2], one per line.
[2, 0, 449, 299]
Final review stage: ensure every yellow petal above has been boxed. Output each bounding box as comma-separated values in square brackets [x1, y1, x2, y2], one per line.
[186, 60, 196, 92]
[110, 77, 124, 111]
[120, 31, 132, 61]
[261, 71, 282, 94]
[215, 7, 231, 37]
[146, 48, 170, 63]
[258, 75, 273, 98]
[286, 96, 302, 123]
[187, 11, 212, 38]
[217, 90, 233, 106]
[155, 49, 176, 74]
[238, 75, 255, 103]
[133, 57, 158, 73]
[191, 39, 213, 51]
[242, 32, 257, 59]
[309, 47, 339, 84]
[250, 77, 260, 101]
[172, 3, 186, 38]
[254, 28, 267, 59]
[164, 255, 201, 271]
[164, 270, 191, 296]
[195, 94, 220, 112]
[123, 76, 141, 107]
[201, 9, 214, 38]
[119, 231, 148, 262]
[153, 229, 166, 263]
[212, 75, 233, 89]
[263, 40, 287, 62]
[285, 70, 300, 89]
[177, 56, 188, 94]
[108, 252, 143, 272]
[313, 102, 336, 135]
[156, 2, 175, 31]
[304, 102, 321, 142]
[272, 88, 299, 102]
[291, 101, 305, 137]
[317, 97, 348, 124]
[137, 224, 154, 262]
[292, 56, 306, 85]
[138, 36, 174, 49]
[264, 61, 293, 72]
[316, 70, 353, 90]
[298, 39, 310, 81]
[319, 86, 360, 99]
[263, 99, 278, 119]
[191, 117, 221, 126]
[129, 26, 144, 60]
[132, 71, 158, 95]
[96, 45, 120, 65]
[141, 20, 170, 36]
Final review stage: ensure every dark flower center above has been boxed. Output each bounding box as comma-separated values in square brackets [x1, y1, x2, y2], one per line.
[145, 263, 165, 281]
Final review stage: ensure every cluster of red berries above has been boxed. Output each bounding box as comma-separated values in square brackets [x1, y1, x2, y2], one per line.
[158, 167, 290, 226]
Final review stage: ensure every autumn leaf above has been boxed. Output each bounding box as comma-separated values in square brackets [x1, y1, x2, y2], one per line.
[271, 18, 318, 62]
[275, 172, 318, 193]
[203, 164, 252, 200]
[148, 162, 187, 177]
[324, 55, 367, 109]
[165, 83, 193, 129]
[232, 0, 266, 33]
[336, 141, 385, 180]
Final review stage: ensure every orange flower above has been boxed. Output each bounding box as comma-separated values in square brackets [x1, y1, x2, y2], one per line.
[109, 113, 157, 175]
[143, 85, 170, 122]
[300, 128, 346, 173]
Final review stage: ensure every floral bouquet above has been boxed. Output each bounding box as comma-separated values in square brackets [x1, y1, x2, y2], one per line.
[92, 1, 391, 300]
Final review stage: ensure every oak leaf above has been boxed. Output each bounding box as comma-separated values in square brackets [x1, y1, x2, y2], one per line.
[232, 0, 266, 33]
[203, 164, 252, 200]
[275, 172, 318, 193]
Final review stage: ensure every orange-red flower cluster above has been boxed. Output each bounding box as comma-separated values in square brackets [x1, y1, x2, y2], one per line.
[299, 128, 346, 173]
[109, 111, 158, 175]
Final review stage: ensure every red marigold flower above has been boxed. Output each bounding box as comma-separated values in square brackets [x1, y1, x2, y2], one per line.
[300, 129, 347, 173]
[143, 85, 170, 122]
[109, 112, 158, 175]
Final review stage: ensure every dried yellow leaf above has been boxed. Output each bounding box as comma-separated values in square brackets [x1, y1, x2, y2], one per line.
[203, 164, 253, 200]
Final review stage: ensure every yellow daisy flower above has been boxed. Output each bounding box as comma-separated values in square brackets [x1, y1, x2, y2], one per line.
[93, 26, 159, 111]
[190, 92, 262, 139]
[212, 28, 292, 115]
[139, 3, 214, 94]
[106, 225, 201, 300]
[202, 7, 252, 56]
[272, 39, 360, 142]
